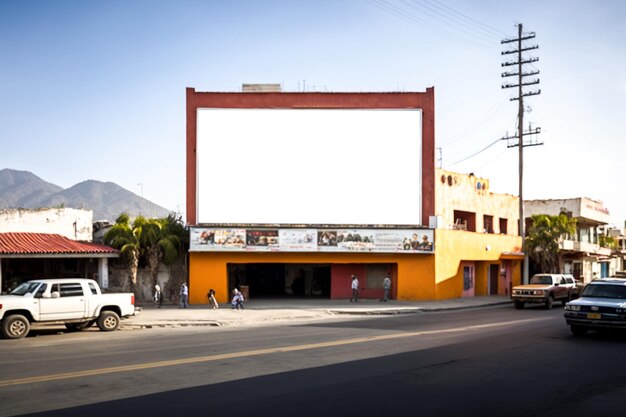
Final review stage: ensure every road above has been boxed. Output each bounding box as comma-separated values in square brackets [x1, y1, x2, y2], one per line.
[1, 305, 626, 417]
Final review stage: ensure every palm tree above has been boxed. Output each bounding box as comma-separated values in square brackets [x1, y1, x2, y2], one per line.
[104, 213, 141, 294]
[136, 214, 186, 289]
[526, 213, 577, 273]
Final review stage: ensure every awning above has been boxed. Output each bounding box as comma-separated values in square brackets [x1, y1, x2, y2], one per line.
[499, 251, 525, 260]
[0, 233, 119, 258]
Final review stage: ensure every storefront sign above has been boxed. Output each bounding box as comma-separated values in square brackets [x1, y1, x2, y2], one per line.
[190, 227, 434, 254]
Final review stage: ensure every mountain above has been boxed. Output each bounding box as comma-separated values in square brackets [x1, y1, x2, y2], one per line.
[0, 169, 171, 221]
[0, 169, 63, 207]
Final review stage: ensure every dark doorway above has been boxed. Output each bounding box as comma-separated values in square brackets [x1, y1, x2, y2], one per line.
[1, 258, 97, 294]
[489, 264, 500, 295]
[227, 263, 331, 298]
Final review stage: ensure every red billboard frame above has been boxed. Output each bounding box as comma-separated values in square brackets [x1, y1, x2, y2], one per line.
[186, 87, 435, 226]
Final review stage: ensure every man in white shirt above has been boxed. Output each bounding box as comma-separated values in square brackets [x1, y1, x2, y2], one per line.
[350, 275, 359, 302]
[179, 282, 189, 309]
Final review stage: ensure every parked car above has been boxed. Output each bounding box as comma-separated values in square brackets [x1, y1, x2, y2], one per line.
[0, 278, 137, 339]
[511, 273, 577, 309]
[564, 278, 626, 336]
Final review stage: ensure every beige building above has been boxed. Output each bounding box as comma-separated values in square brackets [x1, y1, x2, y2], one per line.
[433, 169, 522, 298]
[435, 169, 519, 236]
[524, 197, 612, 282]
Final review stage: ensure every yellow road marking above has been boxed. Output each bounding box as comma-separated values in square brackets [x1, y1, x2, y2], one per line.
[0, 318, 542, 388]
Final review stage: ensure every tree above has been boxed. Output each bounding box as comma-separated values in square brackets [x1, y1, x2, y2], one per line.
[526, 213, 577, 273]
[104, 213, 188, 297]
[104, 213, 141, 294]
[136, 214, 187, 288]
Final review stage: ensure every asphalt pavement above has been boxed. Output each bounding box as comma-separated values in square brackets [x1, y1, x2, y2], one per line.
[123, 296, 513, 329]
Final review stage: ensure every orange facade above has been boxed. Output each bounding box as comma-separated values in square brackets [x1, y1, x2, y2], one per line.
[188, 229, 522, 304]
[189, 251, 435, 304]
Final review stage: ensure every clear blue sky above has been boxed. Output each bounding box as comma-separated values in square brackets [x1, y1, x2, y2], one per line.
[1, 0, 625, 225]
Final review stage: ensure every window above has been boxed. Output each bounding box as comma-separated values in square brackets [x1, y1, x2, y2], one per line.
[453, 210, 476, 232]
[582, 284, 626, 299]
[35, 283, 47, 298]
[530, 275, 553, 285]
[10, 282, 42, 296]
[483, 215, 494, 234]
[88, 282, 98, 295]
[573, 263, 582, 280]
[58, 283, 84, 297]
[463, 266, 474, 291]
[499, 218, 508, 234]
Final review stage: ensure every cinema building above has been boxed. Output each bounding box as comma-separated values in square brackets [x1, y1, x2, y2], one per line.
[186, 86, 523, 304]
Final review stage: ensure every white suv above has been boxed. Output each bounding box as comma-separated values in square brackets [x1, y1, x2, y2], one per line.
[564, 278, 626, 336]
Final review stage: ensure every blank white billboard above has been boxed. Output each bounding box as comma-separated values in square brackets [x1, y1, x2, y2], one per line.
[196, 108, 422, 225]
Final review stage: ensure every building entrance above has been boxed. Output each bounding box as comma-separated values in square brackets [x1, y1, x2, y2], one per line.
[227, 263, 331, 298]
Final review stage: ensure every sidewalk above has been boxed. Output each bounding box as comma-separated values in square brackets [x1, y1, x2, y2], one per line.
[122, 296, 512, 329]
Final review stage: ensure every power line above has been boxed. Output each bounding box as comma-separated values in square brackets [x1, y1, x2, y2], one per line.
[449, 138, 503, 166]
[399, 0, 497, 44]
[439, 96, 509, 146]
[364, 0, 498, 52]
[420, 0, 508, 38]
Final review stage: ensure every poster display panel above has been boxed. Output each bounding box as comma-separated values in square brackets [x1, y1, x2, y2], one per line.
[190, 227, 434, 253]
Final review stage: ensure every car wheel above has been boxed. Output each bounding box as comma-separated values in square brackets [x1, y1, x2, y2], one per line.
[570, 325, 587, 337]
[97, 311, 120, 332]
[545, 295, 554, 309]
[1, 314, 30, 339]
[514, 300, 525, 309]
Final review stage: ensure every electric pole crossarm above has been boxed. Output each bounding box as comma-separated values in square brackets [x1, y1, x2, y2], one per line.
[501, 126, 541, 140]
[501, 45, 539, 55]
[502, 79, 540, 89]
[510, 89, 541, 100]
[501, 33, 536, 43]
[502, 57, 539, 67]
[502, 70, 540, 78]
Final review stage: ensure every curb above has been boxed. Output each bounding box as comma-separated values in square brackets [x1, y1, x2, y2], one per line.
[120, 300, 513, 329]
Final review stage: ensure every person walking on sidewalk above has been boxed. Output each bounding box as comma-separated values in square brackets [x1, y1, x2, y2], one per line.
[208, 288, 219, 310]
[381, 274, 391, 302]
[179, 282, 189, 309]
[350, 274, 359, 302]
[154, 283, 163, 308]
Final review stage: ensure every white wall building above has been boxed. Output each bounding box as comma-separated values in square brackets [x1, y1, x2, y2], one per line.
[525, 197, 612, 283]
[0, 208, 93, 241]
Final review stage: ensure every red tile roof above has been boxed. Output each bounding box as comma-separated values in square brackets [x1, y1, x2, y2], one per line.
[0, 233, 119, 255]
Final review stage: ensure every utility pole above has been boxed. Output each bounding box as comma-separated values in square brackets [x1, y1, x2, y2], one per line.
[501, 23, 542, 284]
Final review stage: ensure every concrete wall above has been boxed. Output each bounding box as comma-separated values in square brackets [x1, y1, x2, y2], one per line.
[0, 208, 93, 241]
[108, 260, 186, 304]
